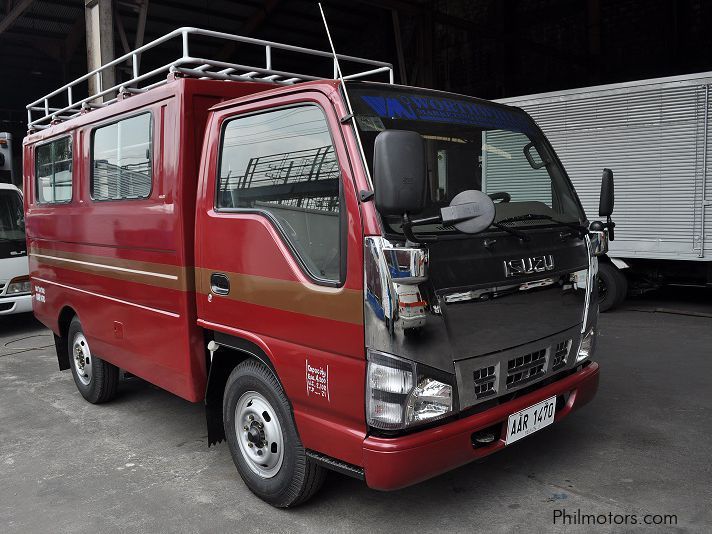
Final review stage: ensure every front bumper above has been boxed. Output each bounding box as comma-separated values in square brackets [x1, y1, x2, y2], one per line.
[362, 361, 599, 490]
[0, 294, 33, 315]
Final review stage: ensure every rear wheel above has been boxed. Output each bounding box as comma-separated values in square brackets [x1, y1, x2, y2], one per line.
[598, 263, 627, 312]
[67, 317, 119, 403]
[223, 359, 326, 507]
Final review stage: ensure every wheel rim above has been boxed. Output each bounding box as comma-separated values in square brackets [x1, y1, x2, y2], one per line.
[72, 332, 93, 386]
[234, 391, 284, 479]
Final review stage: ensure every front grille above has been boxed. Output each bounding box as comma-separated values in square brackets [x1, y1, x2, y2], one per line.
[552, 340, 571, 371]
[473, 365, 497, 399]
[463, 329, 581, 410]
[506, 348, 547, 389]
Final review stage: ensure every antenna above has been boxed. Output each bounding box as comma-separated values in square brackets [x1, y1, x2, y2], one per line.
[318, 2, 373, 185]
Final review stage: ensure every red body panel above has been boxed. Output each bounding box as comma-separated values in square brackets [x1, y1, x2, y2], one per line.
[194, 86, 369, 464]
[23, 77, 274, 401]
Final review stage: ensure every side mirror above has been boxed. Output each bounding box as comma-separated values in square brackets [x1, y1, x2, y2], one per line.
[597, 168, 616, 241]
[588, 222, 608, 256]
[373, 130, 427, 216]
[599, 168, 614, 217]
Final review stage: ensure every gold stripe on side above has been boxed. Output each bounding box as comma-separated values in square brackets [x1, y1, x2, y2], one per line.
[30, 245, 193, 291]
[196, 267, 363, 325]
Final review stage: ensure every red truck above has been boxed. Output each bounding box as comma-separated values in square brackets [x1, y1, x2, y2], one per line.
[23, 28, 613, 507]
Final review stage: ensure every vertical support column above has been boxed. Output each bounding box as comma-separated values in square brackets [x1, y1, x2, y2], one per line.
[587, 0, 602, 84]
[418, 13, 435, 88]
[85, 0, 115, 102]
[391, 9, 407, 85]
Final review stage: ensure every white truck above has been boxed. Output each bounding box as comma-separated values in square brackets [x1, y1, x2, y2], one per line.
[0, 183, 31, 316]
[498, 72, 712, 310]
[0, 132, 14, 184]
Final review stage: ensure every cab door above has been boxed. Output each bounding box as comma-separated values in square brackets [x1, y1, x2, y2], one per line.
[195, 89, 367, 465]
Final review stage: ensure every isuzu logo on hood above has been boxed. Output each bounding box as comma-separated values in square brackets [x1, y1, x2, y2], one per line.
[504, 255, 554, 277]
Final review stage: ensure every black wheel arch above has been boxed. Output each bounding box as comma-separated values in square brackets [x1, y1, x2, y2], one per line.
[204, 331, 287, 447]
[54, 306, 78, 371]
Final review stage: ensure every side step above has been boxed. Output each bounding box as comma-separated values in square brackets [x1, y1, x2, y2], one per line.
[306, 450, 365, 480]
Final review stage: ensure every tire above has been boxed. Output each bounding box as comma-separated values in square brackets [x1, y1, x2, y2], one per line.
[597, 262, 623, 312]
[612, 266, 628, 308]
[223, 359, 326, 508]
[67, 316, 119, 403]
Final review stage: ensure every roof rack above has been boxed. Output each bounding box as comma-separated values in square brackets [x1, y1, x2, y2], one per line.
[26, 26, 393, 131]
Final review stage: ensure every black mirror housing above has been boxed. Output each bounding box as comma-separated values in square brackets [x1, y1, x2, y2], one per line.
[373, 130, 427, 215]
[599, 168, 615, 217]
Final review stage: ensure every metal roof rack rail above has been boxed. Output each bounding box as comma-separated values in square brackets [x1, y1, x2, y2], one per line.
[26, 26, 393, 131]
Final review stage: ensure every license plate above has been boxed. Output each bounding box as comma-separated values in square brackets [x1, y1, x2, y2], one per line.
[505, 396, 556, 445]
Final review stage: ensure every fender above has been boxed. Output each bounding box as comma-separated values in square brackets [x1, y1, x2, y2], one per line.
[204, 331, 284, 446]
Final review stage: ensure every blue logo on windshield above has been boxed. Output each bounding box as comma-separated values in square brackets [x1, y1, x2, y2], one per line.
[360, 94, 534, 134]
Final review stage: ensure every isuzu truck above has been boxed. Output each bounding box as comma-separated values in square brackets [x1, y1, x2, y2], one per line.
[23, 28, 613, 507]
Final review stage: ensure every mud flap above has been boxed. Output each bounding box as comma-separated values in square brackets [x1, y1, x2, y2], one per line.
[54, 333, 70, 371]
[204, 354, 234, 446]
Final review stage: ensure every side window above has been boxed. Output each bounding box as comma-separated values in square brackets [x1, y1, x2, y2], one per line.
[35, 136, 72, 203]
[91, 113, 152, 201]
[218, 105, 342, 282]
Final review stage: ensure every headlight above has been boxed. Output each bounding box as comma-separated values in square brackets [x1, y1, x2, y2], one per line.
[576, 327, 596, 363]
[6, 276, 31, 295]
[366, 350, 455, 430]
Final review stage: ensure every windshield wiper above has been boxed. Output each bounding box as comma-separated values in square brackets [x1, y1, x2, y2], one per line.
[491, 221, 530, 241]
[496, 213, 588, 238]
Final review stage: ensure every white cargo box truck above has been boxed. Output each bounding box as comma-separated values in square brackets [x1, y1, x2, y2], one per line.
[498, 72, 711, 309]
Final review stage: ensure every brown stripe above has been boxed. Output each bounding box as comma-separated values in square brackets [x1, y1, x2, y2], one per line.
[28, 245, 362, 323]
[30, 245, 193, 291]
[196, 267, 363, 325]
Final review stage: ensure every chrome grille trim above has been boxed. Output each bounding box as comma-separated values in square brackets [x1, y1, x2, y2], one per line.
[473, 364, 497, 399]
[506, 348, 547, 389]
[552, 340, 572, 371]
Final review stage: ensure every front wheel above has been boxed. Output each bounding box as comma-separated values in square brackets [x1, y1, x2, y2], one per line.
[223, 359, 325, 507]
[67, 317, 119, 403]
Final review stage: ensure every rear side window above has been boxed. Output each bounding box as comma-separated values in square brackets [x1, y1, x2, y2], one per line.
[217, 105, 342, 282]
[91, 113, 152, 201]
[35, 136, 72, 203]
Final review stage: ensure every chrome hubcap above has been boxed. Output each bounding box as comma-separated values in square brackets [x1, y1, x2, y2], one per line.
[235, 391, 284, 479]
[72, 333, 92, 386]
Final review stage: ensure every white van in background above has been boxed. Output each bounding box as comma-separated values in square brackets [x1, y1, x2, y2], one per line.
[0, 183, 31, 316]
[0, 132, 14, 184]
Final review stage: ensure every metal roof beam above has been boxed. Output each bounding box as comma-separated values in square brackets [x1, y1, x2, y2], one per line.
[0, 0, 35, 36]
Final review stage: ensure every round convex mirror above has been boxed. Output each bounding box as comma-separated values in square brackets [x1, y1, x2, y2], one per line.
[449, 190, 496, 234]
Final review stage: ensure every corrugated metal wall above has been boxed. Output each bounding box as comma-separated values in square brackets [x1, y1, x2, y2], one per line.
[481, 130, 553, 205]
[497, 73, 712, 261]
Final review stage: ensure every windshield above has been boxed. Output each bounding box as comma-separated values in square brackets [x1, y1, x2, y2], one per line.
[0, 189, 25, 241]
[349, 84, 584, 236]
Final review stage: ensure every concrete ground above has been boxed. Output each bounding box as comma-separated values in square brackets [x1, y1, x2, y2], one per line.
[1, 288, 711, 534]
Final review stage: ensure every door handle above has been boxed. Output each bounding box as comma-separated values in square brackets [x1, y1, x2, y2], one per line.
[210, 273, 230, 296]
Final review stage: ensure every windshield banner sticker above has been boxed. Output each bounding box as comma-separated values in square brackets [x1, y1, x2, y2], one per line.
[359, 94, 534, 134]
